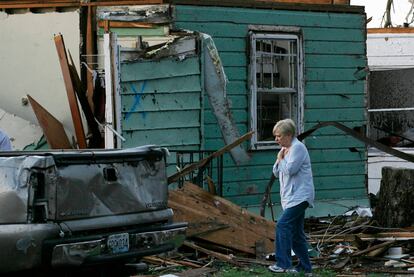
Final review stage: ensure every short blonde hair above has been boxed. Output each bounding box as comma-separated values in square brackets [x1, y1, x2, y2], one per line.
[273, 119, 296, 136]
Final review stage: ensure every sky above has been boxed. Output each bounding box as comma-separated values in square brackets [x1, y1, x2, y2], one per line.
[351, 0, 413, 28]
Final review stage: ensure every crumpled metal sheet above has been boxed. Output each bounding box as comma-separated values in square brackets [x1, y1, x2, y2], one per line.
[0, 155, 55, 223]
[201, 33, 251, 165]
[54, 156, 168, 220]
[0, 146, 169, 222]
[96, 5, 171, 23]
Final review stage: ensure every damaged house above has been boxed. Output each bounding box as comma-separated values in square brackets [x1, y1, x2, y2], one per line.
[0, 0, 368, 217]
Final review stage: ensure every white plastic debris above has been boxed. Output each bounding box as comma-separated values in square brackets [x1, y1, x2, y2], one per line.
[344, 207, 373, 217]
[384, 260, 407, 268]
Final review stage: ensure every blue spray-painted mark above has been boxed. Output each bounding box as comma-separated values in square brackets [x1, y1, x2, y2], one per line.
[125, 81, 147, 120]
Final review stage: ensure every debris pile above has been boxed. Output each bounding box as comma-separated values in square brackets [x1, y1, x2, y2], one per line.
[28, 34, 104, 150]
[307, 214, 414, 275]
[138, 183, 414, 276]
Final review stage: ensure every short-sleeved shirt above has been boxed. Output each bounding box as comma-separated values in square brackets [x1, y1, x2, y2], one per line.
[273, 137, 314, 210]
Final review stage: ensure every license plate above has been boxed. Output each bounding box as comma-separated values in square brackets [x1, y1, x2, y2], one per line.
[107, 233, 129, 254]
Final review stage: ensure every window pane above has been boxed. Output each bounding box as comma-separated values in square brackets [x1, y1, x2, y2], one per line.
[255, 39, 297, 90]
[257, 92, 291, 141]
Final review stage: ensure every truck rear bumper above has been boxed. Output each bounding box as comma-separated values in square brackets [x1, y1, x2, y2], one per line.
[46, 223, 187, 267]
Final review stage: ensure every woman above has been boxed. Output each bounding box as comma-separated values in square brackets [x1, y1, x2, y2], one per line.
[268, 119, 314, 275]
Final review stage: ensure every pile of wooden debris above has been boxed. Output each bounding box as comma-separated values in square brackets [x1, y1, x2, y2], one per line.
[136, 182, 414, 276]
[307, 214, 414, 275]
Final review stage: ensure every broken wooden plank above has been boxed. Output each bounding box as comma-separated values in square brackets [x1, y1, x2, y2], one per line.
[310, 232, 414, 242]
[368, 28, 414, 34]
[232, 256, 273, 266]
[354, 268, 414, 275]
[86, 5, 95, 113]
[351, 240, 396, 257]
[183, 241, 242, 267]
[97, 21, 156, 28]
[188, 223, 229, 238]
[27, 95, 72, 149]
[103, 32, 122, 148]
[168, 131, 253, 184]
[206, 175, 216, 195]
[67, 51, 103, 148]
[169, 182, 275, 254]
[0, 1, 78, 9]
[54, 34, 87, 149]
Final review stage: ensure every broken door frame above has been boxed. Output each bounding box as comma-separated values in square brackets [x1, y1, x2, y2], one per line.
[103, 32, 123, 148]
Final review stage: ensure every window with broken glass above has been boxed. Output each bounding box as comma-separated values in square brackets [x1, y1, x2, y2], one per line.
[249, 33, 303, 149]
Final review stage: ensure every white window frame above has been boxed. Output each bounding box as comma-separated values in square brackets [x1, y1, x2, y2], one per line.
[249, 32, 304, 150]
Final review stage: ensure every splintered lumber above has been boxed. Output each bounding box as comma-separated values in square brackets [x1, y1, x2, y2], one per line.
[206, 176, 216, 195]
[183, 241, 242, 267]
[169, 182, 275, 254]
[67, 51, 103, 148]
[168, 131, 253, 184]
[86, 5, 95, 112]
[350, 240, 396, 257]
[355, 268, 414, 275]
[54, 34, 87, 149]
[97, 21, 155, 28]
[27, 95, 72, 149]
[309, 231, 414, 242]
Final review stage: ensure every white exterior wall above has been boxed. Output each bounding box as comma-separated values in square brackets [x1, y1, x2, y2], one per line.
[367, 33, 414, 70]
[368, 148, 414, 195]
[0, 108, 43, 150]
[367, 31, 414, 195]
[0, 10, 80, 144]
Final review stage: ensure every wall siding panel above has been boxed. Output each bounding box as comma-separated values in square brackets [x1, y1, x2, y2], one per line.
[120, 54, 202, 151]
[121, 56, 200, 82]
[223, 174, 365, 197]
[174, 5, 367, 216]
[175, 6, 365, 28]
[305, 94, 365, 109]
[121, 75, 201, 94]
[306, 54, 366, 68]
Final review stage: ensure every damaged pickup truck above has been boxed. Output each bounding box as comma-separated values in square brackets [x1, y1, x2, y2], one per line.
[0, 146, 186, 275]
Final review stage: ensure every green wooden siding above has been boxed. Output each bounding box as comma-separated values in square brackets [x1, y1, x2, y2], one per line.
[174, 5, 368, 216]
[120, 56, 202, 152]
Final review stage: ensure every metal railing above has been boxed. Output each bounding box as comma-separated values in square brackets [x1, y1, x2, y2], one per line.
[169, 150, 224, 196]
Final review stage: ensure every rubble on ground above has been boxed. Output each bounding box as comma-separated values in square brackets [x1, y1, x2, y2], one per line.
[137, 182, 414, 276]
